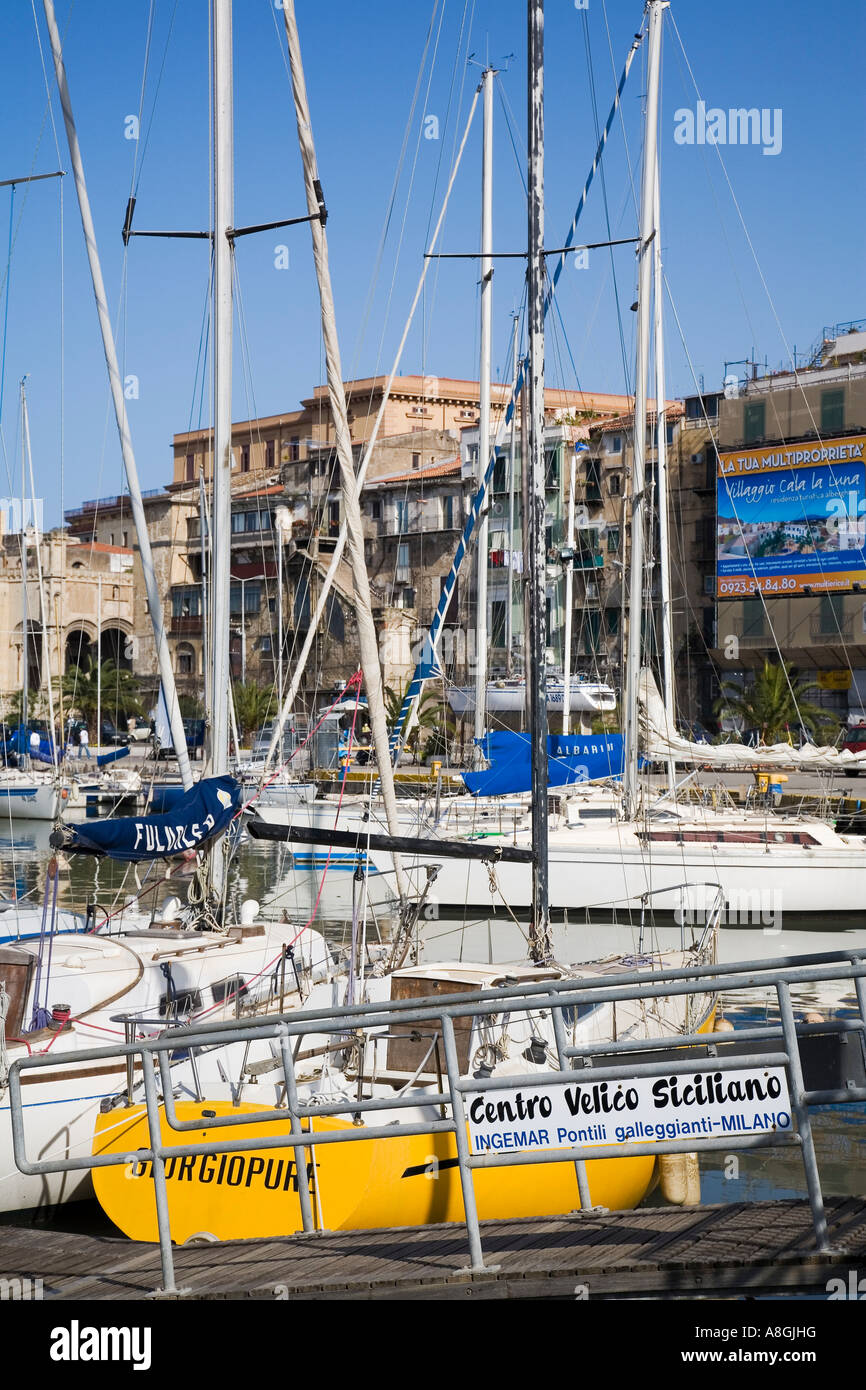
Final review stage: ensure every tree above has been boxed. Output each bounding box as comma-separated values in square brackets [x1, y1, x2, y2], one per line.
[232, 681, 275, 740]
[715, 659, 837, 745]
[383, 681, 456, 761]
[57, 660, 143, 728]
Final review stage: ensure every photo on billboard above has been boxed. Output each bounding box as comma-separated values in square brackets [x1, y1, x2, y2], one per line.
[716, 434, 866, 598]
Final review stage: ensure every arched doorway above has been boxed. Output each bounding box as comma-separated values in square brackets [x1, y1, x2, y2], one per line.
[101, 627, 133, 671]
[65, 629, 93, 673]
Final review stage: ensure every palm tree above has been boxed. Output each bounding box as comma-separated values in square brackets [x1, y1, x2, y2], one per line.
[58, 660, 143, 728]
[383, 681, 456, 761]
[232, 681, 275, 740]
[716, 660, 836, 745]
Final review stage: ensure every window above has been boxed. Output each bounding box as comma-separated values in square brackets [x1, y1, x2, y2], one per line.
[545, 448, 559, 490]
[442, 494, 454, 529]
[743, 401, 765, 444]
[396, 542, 410, 583]
[742, 597, 765, 638]
[819, 592, 843, 636]
[608, 472, 622, 497]
[185, 453, 195, 481]
[172, 587, 201, 618]
[294, 577, 310, 629]
[290, 436, 300, 462]
[607, 527, 620, 554]
[586, 457, 601, 503]
[821, 389, 845, 434]
[370, 499, 382, 521]
[159, 987, 202, 1017]
[241, 444, 250, 472]
[211, 976, 248, 1007]
[395, 498, 409, 531]
[260, 635, 272, 654]
[440, 574, 460, 624]
[122, 531, 128, 547]
[491, 599, 507, 648]
[605, 434, 622, 455]
[230, 583, 261, 616]
[177, 644, 195, 675]
[606, 607, 619, 635]
[265, 440, 275, 469]
[412, 453, 420, 470]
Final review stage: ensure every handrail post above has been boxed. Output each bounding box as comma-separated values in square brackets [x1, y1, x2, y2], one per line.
[550, 1005, 598, 1212]
[277, 1023, 316, 1234]
[776, 981, 829, 1252]
[440, 1014, 499, 1275]
[141, 1048, 188, 1296]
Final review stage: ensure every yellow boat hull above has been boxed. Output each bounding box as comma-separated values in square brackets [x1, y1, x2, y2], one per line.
[93, 1102, 656, 1244]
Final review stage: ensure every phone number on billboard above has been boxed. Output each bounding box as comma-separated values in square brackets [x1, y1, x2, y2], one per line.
[718, 577, 799, 596]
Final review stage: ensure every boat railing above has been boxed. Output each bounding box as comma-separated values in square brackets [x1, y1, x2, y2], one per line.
[7, 945, 866, 1295]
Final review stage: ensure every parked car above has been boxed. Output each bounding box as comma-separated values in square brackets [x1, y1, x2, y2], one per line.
[155, 717, 206, 761]
[842, 724, 866, 775]
[100, 717, 129, 746]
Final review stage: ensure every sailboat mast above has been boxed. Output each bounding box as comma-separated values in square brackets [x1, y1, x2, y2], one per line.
[19, 382, 28, 745]
[209, 0, 233, 792]
[281, 0, 407, 899]
[653, 163, 676, 799]
[473, 66, 495, 754]
[505, 313, 519, 674]
[527, 0, 551, 963]
[562, 444, 576, 736]
[42, 0, 194, 791]
[623, 0, 664, 820]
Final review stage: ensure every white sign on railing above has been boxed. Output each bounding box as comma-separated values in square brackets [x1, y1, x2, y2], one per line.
[467, 1067, 792, 1155]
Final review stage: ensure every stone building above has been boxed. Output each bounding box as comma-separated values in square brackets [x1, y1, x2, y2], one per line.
[0, 525, 135, 720]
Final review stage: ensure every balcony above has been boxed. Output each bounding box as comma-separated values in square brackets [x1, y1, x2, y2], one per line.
[810, 614, 854, 641]
[170, 615, 202, 636]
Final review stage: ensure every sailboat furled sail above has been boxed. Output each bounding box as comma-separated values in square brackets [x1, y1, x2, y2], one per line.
[639, 668, 866, 773]
[51, 776, 241, 860]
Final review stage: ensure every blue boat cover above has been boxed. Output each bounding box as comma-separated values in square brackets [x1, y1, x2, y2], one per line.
[4, 726, 62, 764]
[63, 775, 242, 860]
[96, 746, 130, 767]
[462, 731, 624, 796]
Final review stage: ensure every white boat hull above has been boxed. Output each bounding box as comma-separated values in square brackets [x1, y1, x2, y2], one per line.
[448, 678, 617, 715]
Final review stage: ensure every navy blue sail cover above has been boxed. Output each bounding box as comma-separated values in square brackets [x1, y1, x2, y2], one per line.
[63, 775, 242, 860]
[462, 731, 624, 796]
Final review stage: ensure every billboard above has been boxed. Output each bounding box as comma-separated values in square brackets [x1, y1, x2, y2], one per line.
[717, 433, 866, 597]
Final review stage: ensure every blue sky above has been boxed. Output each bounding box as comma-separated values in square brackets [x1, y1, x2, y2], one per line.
[0, 0, 863, 528]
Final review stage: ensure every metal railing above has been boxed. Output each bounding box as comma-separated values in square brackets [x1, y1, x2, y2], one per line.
[7, 946, 866, 1295]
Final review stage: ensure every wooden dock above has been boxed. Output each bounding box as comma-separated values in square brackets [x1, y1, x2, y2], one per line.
[3, 1197, 866, 1300]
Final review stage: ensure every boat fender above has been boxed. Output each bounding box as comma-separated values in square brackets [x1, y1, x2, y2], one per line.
[240, 899, 260, 925]
[657, 1152, 701, 1206]
[713, 1017, 734, 1033]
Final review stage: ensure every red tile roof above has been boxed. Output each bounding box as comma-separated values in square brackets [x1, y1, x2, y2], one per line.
[371, 458, 462, 486]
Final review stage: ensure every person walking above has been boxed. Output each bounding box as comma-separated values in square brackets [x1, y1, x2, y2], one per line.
[79, 725, 89, 761]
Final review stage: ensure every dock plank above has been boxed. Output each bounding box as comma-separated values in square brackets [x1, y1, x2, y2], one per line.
[2, 1197, 864, 1299]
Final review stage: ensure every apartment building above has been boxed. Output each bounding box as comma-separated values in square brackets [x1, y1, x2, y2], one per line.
[714, 330, 866, 724]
